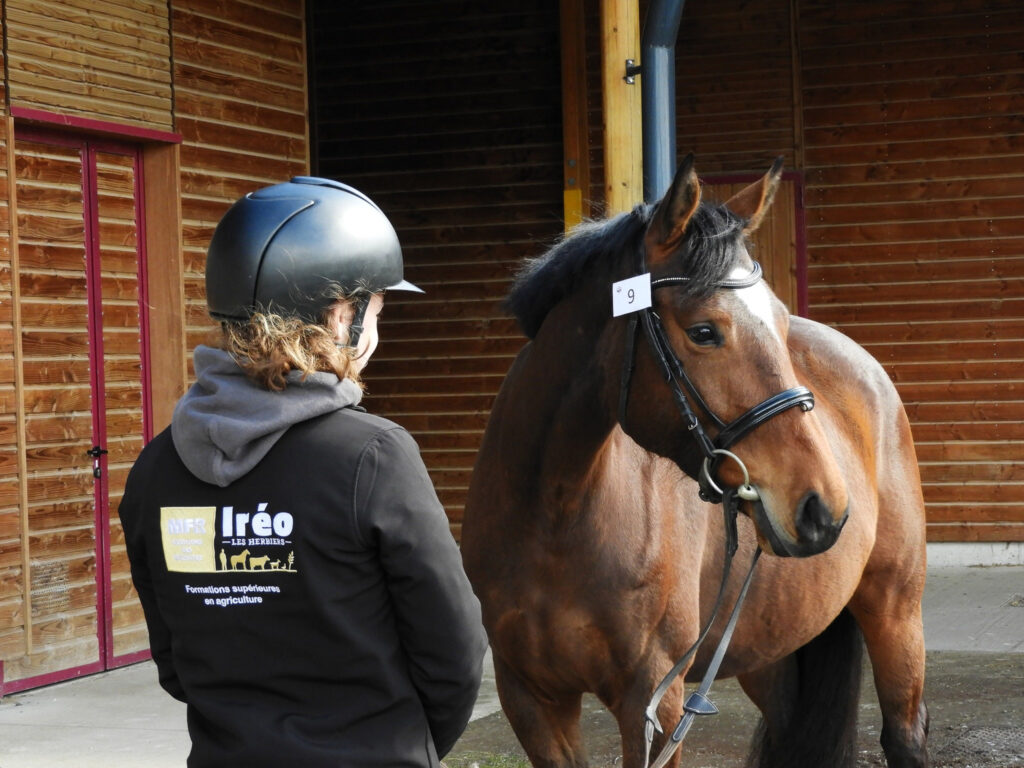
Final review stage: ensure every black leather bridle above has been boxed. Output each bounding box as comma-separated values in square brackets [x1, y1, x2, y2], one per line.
[617, 254, 815, 504]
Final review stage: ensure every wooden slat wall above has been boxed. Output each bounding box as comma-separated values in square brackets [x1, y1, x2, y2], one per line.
[672, 0, 799, 174]
[0, 72, 21, 668]
[0, 7, 1013, 685]
[800, 0, 1024, 541]
[308, 0, 564, 537]
[5, 0, 173, 130]
[172, 0, 309, 363]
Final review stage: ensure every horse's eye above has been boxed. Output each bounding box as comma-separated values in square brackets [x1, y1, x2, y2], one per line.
[686, 323, 721, 347]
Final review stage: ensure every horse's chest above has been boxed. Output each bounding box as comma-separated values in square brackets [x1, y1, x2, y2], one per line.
[509, 562, 669, 664]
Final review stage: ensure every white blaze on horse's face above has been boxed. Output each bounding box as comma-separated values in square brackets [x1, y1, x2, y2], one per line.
[729, 264, 782, 344]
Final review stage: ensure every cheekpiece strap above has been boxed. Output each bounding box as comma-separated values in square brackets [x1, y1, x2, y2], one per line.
[618, 314, 640, 427]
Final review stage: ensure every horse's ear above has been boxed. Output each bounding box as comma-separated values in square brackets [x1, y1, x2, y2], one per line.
[725, 156, 784, 233]
[646, 153, 701, 265]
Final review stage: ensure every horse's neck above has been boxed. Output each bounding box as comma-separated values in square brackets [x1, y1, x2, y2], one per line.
[494, 356, 676, 542]
[496, 303, 621, 515]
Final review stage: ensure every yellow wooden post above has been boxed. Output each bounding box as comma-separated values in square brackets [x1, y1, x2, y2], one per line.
[601, 0, 642, 214]
[560, 0, 590, 231]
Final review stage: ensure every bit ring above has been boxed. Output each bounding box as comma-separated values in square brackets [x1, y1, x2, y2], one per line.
[701, 449, 759, 501]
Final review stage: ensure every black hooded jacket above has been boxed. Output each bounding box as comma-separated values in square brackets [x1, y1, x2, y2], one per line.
[119, 360, 487, 767]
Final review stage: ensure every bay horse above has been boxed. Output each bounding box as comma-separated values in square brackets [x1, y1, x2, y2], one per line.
[460, 156, 929, 768]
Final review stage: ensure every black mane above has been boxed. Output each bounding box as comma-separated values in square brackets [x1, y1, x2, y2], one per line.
[505, 201, 748, 339]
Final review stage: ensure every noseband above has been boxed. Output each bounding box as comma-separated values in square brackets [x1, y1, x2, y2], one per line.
[617, 255, 815, 504]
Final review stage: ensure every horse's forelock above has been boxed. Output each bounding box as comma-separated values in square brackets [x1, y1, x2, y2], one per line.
[671, 203, 749, 298]
[504, 202, 746, 338]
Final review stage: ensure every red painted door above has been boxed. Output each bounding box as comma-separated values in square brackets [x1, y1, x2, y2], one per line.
[1, 129, 152, 691]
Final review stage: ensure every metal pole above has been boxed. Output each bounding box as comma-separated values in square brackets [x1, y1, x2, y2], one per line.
[641, 0, 685, 202]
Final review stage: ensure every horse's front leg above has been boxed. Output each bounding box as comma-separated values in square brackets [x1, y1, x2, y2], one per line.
[850, 584, 930, 768]
[492, 653, 589, 768]
[608, 656, 688, 768]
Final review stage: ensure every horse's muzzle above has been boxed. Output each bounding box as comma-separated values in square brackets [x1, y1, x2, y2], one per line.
[752, 492, 849, 557]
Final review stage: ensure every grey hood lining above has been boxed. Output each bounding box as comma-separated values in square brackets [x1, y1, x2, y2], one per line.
[171, 345, 363, 487]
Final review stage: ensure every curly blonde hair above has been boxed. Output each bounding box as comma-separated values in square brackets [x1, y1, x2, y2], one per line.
[217, 297, 362, 392]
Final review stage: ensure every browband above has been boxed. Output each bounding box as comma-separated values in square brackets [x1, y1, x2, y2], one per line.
[650, 261, 762, 292]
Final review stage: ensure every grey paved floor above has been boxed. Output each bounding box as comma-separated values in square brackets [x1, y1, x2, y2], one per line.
[0, 565, 1020, 767]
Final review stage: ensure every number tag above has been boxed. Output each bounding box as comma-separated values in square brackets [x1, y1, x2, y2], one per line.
[612, 273, 652, 317]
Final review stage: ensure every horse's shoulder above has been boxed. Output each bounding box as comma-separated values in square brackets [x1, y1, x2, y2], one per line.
[787, 315, 869, 363]
[787, 315, 898, 407]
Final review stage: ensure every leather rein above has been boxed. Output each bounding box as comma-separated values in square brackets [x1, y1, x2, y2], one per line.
[615, 250, 815, 768]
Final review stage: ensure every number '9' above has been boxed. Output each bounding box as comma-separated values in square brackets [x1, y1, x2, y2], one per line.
[627, 288, 635, 304]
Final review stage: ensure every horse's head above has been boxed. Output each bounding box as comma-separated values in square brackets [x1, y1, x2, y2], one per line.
[619, 156, 849, 557]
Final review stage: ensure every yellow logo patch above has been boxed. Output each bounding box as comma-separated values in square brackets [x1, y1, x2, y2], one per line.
[160, 507, 217, 573]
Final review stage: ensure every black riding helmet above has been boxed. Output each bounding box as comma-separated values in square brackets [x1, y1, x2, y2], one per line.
[205, 176, 422, 346]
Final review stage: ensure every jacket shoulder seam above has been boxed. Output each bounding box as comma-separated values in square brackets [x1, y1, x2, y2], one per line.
[350, 425, 408, 547]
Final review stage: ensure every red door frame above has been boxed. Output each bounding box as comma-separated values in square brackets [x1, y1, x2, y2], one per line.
[1, 127, 153, 693]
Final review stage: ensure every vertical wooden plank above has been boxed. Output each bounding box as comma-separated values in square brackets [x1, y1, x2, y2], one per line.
[789, 0, 805, 170]
[765, 181, 797, 312]
[300, 0, 312, 175]
[600, 0, 642, 214]
[561, 0, 591, 230]
[5, 117, 32, 656]
[93, 148, 148, 661]
[0, 105, 15, 681]
[142, 143, 185, 433]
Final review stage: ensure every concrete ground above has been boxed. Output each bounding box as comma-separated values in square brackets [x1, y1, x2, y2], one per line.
[0, 565, 1020, 767]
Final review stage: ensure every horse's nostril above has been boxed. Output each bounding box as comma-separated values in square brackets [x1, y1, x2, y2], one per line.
[795, 491, 833, 542]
